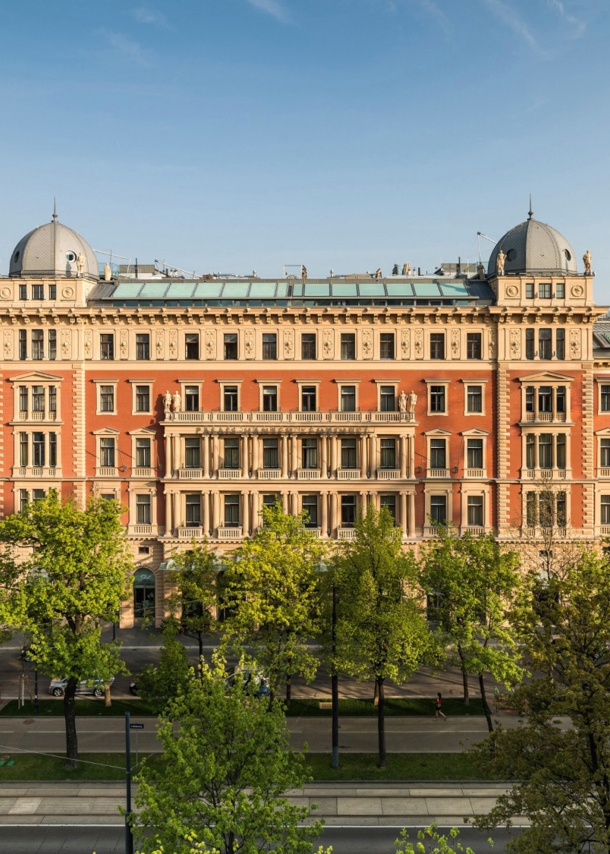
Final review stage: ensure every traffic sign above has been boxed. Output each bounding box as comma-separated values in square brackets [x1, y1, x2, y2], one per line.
[129, 723, 145, 730]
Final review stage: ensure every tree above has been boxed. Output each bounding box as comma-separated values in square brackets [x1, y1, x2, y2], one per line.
[167, 540, 218, 660]
[333, 504, 432, 768]
[396, 823, 488, 854]
[419, 527, 523, 731]
[0, 492, 132, 767]
[136, 623, 192, 713]
[221, 502, 325, 704]
[132, 654, 328, 854]
[472, 549, 610, 854]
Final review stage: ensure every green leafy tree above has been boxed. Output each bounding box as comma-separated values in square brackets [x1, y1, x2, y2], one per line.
[132, 654, 328, 854]
[0, 492, 131, 767]
[221, 502, 325, 704]
[168, 541, 218, 660]
[395, 823, 490, 853]
[472, 550, 610, 854]
[419, 528, 523, 730]
[333, 504, 433, 768]
[136, 623, 192, 713]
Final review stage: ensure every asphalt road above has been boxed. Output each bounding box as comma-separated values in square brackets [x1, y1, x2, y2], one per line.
[0, 824, 517, 853]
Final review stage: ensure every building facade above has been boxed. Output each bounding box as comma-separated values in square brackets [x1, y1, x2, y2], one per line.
[2, 210, 610, 624]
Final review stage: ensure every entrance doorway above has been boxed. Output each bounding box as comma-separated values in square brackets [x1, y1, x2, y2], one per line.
[133, 568, 155, 619]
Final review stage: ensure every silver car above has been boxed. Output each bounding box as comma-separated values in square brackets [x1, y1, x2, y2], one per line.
[48, 677, 115, 698]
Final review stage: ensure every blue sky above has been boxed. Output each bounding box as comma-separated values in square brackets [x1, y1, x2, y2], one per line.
[1, 0, 609, 299]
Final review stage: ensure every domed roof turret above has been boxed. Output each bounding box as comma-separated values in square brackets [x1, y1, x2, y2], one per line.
[487, 208, 577, 276]
[9, 210, 98, 278]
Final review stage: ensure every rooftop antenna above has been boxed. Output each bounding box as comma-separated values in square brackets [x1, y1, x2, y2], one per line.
[52, 198, 57, 222]
[528, 194, 534, 220]
[476, 231, 497, 263]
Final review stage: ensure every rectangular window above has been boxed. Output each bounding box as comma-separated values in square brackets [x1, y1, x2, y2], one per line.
[185, 333, 199, 360]
[100, 385, 115, 413]
[49, 385, 57, 412]
[601, 439, 610, 467]
[224, 333, 238, 360]
[538, 386, 552, 412]
[19, 330, 27, 360]
[136, 494, 151, 525]
[430, 439, 446, 470]
[525, 283, 535, 299]
[185, 493, 201, 526]
[224, 495, 240, 526]
[430, 495, 447, 525]
[223, 438, 240, 469]
[602, 385, 610, 412]
[100, 333, 114, 360]
[556, 282, 565, 298]
[430, 385, 446, 413]
[136, 334, 150, 361]
[33, 489, 45, 501]
[185, 438, 201, 469]
[466, 333, 482, 360]
[526, 493, 537, 527]
[32, 284, 44, 300]
[340, 333, 355, 360]
[32, 432, 45, 467]
[526, 329, 535, 360]
[100, 437, 115, 468]
[262, 494, 277, 509]
[466, 385, 482, 413]
[136, 437, 151, 468]
[380, 494, 396, 521]
[262, 333, 277, 360]
[301, 438, 318, 469]
[224, 386, 239, 412]
[32, 386, 44, 412]
[19, 432, 28, 467]
[467, 439, 483, 469]
[48, 330, 57, 360]
[539, 328, 552, 360]
[49, 284, 56, 300]
[20, 489, 28, 512]
[430, 333, 445, 360]
[263, 438, 279, 469]
[539, 283, 552, 299]
[526, 434, 535, 469]
[557, 386, 566, 413]
[185, 386, 199, 412]
[467, 496, 484, 527]
[539, 492, 554, 528]
[262, 386, 278, 412]
[526, 386, 535, 412]
[301, 386, 317, 412]
[380, 386, 396, 412]
[19, 285, 27, 301]
[380, 438, 396, 469]
[31, 330, 43, 360]
[539, 434, 553, 469]
[135, 385, 150, 413]
[380, 333, 395, 360]
[341, 438, 357, 469]
[602, 496, 610, 526]
[19, 386, 28, 415]
[556, 328, 565, 360]
[557, 492, 567, 527]
[557, 433, 566, 469]
[301, 333, 316, 360]
[341, 494, 356, 527]
[340, 386, 356, 412]
[302, 494, 318, 527]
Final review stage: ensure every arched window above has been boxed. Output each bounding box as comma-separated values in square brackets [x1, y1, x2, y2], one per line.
[133, 568, 155, 619]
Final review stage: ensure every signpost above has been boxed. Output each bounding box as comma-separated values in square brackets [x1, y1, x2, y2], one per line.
[125, 713, 145, 854]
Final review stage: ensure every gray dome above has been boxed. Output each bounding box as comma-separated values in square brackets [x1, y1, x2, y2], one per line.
[488, 216, 577, 276]
[9, 216, 98, 278]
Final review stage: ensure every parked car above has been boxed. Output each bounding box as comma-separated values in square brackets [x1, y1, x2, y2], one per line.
[225, 667, 270, 699]
[48, 677, 115, 698]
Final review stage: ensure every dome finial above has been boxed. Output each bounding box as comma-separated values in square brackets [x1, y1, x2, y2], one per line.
[52, 198, 58, 223]
[528, 194, 534, 220]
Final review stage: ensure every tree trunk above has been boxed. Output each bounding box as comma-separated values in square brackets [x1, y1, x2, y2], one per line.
[478, 672, 494, 733]
[457, 644, 469, 705]
[198, 631, 204, 663]
[373, 679, 379, 706]
[285, 674, 291, 707]
[377, 676, 386, 769]
[63, 677, 79, 769]
[104, 682, 111, 708]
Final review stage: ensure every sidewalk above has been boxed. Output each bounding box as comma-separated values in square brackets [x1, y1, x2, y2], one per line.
[0, 781, 525, 827]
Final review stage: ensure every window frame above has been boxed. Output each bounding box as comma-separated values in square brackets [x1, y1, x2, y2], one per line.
[301, 333, 317, 361]
[256, 379, 282, 413]
[425, 379, 450, 416]
[128, 379, 154, 415]
[429, 332, 445, 360]
[379, 332, 395, 361]
[223, 333, 239, 361]
[135, 333, 151, 361]
[93, 379, 119, 416]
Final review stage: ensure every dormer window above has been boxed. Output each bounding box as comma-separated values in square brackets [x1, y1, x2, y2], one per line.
[539, 283, 552, 299]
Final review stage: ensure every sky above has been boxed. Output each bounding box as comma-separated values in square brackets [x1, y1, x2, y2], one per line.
[1, 0, 609, 299]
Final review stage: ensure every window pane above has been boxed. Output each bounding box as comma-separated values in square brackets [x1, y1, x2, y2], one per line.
[185, 438, 201, 468]
[223, 438, 240, 469]
[31, 330, 44, 360]
[186, 494, 201, 525]
[20, 433, 28, 466]
[100, 386, 114, 412]
[100, 333, 114, 360]
[224, 386, 239, 411]
[19, 386, 28, 414]
[301, 386, 316, 412]
[224, 333, 238, 360]
[341, 495, 356, 526]
[135, 385, 150, 412]
[341, 333, 355, 360]
[467, 439, 483, 469]
[341, 438, 357, 469]
[601, 439, 610, 467]
[539, 328, 552, 360]
[136, 495, 151, 524]
[48, 329, 57, 360]
[467, 386, 482, 413]
[467, 495, 483, 526]
[185, 333, 199, 360]
[601, 386, 610, 412]
[380, 386, 395, 412]
[136, 438, 151, 468]
[380, 333, 395, 360]
[380, 438, 396, 469]
[19, 330, 27, 360]
[380, 494, 396, 521]
[185, 386, 199, 411]
[100, 438, 115, 467]
[602, 497, 610, 525]
[224, 495, 240, 526]
[430, 495, 447, 524]
[556, 328, 565, 360]
[525, 329, 534, 360]
[301, 333, 316, 360]
[263, 439, 279, 469]
[466, 333, 481, 360]
[302, 438, 318, 469]
[262, 387, 278, 412]
[302, 495, 318, 527]
[430, 333, 445, 359]
[539, 434, 553, 468]
[430, 386, 446, 413]
[526, 434, 535, 468]
[262, 333, 277, 360]
[341, 386, 356, 412]
[136, 334, 150, 360]
[526, 493, 537, 527]
[32, 386, 44, 412]
[430, 439, 446, 469]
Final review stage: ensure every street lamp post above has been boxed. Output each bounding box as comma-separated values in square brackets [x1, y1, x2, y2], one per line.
[331, 579, 339, 769]
[34, 669, 38, 714]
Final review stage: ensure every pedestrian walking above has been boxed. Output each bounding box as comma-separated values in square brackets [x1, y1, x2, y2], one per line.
[434, 692, 446, 721]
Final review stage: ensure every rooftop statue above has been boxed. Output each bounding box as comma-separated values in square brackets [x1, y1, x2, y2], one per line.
[496, 248, 506, 275]
[583, 249, 592, 275]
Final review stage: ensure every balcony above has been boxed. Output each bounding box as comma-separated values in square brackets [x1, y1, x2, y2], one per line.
[464, 469, 486, 479]
[257, 469, 282, 480]
[215, 412, 244, 422]
[305, 527, 322, 537]
[297, 469, 321, 480]
[172, 412, 207, 422]
[97, 467, 118, 478]
[524, 469, 568, 480]
[598, 468, 610, 478]
[132, 467, 154, 478]
[377, 469, 400, 480]
[177, 526, 204, 539]
[293, 412, 324, 422]
[217, 526, 242, 539]
[337, 468, 360, 480]
[18, 411, 58, 422]
[525, 412, 567, 423]
[373, 412, 404, 423]
[462, 526, 486, 536]
[428, 469, 450, 478]
[254, 412, 285, 422]
[178, 468, 203, 480]
[337, 528, 357, 540]
[330, 412, 363, 422]
[218, 468, 242, 479]
[16, 466, 59, 478]
[129, 524, 154, 536]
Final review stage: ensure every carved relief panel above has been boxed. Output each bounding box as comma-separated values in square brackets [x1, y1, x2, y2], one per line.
[322, 329, 334, 360]
[451, 328, 460, 359]
[168, 329, 178, 360]
[84, 329, 92, 360]
[155, 329, 164, 360]
[119, 329, 128, 360]
[61, 330, 71, 360]
[205, 328, 217, 359]
[509, 329, 521, 360]
[361, 329, 373, 360]
[3, 331, 13, 361]
[244, 329, 255, 359]
[488, 327, 497, 359]
[283, 328, 295, 360]
[414, 328, 423, 359]
[569, 328, 581, 359]
[400, 328, 411, 360]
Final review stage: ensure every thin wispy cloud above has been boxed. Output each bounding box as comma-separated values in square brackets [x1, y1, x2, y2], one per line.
[246, 0, 290, 23]
[412, 0, 452, 36]
[131, 6, 168, 27]
[545, 0, 586, 38]
[100, 30, 152, 67]
[481, 0, 541, 53]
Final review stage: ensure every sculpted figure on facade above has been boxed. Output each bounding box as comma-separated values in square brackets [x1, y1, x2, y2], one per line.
[155, 329, 164, 359]
[205, 329, 216, 359]
[570, 328, 581, 359]
[76, 252, 85, 276]
[408, 391, 417, 413]
[3, 331, 12, 360]
[451, 328, 460, 358]
[172, 392, 182, 415]
[168, 329, 177, 359]
[361, 329, 373, 358]
[400, 328, 410, 359]
[244, 329, 255, 359]
[323, 329, 334, 359]
[509, 328, 521, 360]
[61, 330, 71, 359]
[103, 262, 112, 282]
[414, 328, 423, 358]
[119, 329, 128, 359]
[399, 390, 408, 413]
[283, 328, 294, 359]
[583, 249, 592, 275]
[477, 262, 485, 280]
[84, 329, 92, 359]
[496, 248, 506, 275]
[163, 391, 173, 417]
[488, 327, 497, 359]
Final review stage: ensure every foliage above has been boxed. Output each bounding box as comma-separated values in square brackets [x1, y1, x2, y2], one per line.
[332, 504, 433, 767]
[136, 624, 193, 713]
[472, 549, 610, 854]
[221, 502, 325, 702]
[419, 527, 523, 729]
[167, 541, 218, 659]
[0, 492, 132, 765]
[395, 824, 489, 854]
[132, 653, 327, 854]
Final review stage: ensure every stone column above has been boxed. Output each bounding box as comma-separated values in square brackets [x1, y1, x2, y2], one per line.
[212, 436, 220, 476]
[165, 433, 173, 476]
[409, 434, 415, 479]
[202, 490, 210, 536]
[400, 435, 408, 479]
[321, 491, 328, 537]
[369, 434, 377, 477]
[281, 435, 288, 478]
[361, 434, 368, 478]
[203, 434, 210, 478]
[330, 492, 339, 534]
[241, 435, 249, 479]
[291, 435, 298, 475]
[252, 491, 261, 530]
[172, 491, 179, 528]
[281, 491, 288, 513]
[320, 435, 328, 479]
[291, 491, 299, 515]
[242, 491, 249, 534]
[408, 491, 416, 537]
[165, 489, 173, 535]
[400, 492, 408, 536]
[252, 434, 259, 473]
[212, 490, 220, 533]
[331, 435, 338, 476]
